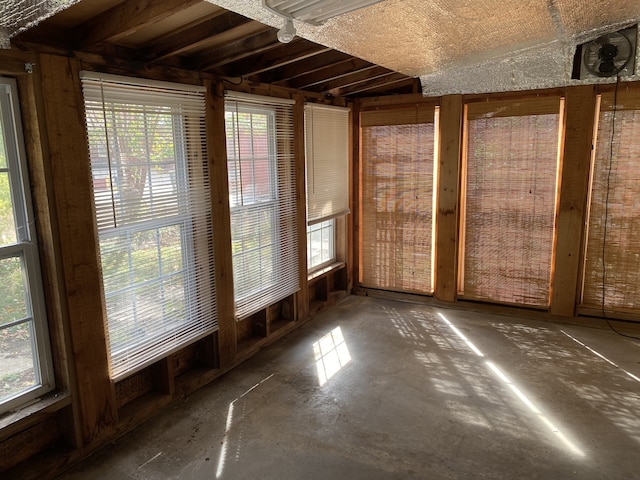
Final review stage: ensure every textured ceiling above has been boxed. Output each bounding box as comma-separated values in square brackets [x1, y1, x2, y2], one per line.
[206, 0, 640, 95]
[0, 0, 640, 96]
[0, 0, 80, 48]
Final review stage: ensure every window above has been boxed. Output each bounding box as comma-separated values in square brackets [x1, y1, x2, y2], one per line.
[225, 92, 299, 319]
[307, 219, 335, 269]
[459, 97, 562, 307]
[360, 106, 437, 294]
[81, 73, 217, 379]
[582, 88, 640, 314]
[0, 78, 53, 413]
[304, 104, 350, 272]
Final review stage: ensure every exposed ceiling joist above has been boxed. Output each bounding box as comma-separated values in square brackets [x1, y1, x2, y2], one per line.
[257, 50, 353, 84]
[286, 59, 378, 89]
[143, 11, 252, 61]
[11, 0, 418, 98]
[75, 0, 202, 46]
[190, 27, 276, 70]
[224, 40, 332, 77]
[333, 72, 413, 96]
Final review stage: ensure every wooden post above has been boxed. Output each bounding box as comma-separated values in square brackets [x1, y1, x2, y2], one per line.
[348, 102, 359, 292]
[16, 66, 84, 449]
[293, 94, 309, 321]
[351, 101, 362, 291]
[550, 85, 597, 317]
[205, 80, 237, 367]
[37, 53, 116, 446]
[435, 95, 463, 302]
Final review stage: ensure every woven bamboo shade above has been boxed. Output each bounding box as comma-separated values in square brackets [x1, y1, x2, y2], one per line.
[582, 87, 640, 314]
[360, 105, 436, 294]
[459, 97, 562, 307]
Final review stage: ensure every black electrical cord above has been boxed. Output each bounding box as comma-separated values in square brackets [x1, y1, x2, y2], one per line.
[601, 73, 640, 341]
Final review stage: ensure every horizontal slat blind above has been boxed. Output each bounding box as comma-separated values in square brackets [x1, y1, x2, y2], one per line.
[305, 103, 349, 224]
[360, 105, 436, 294]
[582, 89, 640, 314]
[225, 92, 299, 319]
[460, 97, 561, 307]
[81, 72, 217, 379]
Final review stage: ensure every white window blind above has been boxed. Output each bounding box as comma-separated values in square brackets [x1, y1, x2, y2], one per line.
[305, 103, 350, 224]
[360, 106, 437, 294]
[225, 92, 299, 319]
[582, 88, 640, 315]
[81, 72, 217, 379]
[459, 97, 562, 307]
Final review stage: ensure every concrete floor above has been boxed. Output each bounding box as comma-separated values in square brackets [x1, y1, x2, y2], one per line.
[60, 296, 640, 480]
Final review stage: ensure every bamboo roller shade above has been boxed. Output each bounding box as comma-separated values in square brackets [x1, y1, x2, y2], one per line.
[460, 96, 561, 307]
[360, 106, 436, 294]
[582, 86, 640, 314]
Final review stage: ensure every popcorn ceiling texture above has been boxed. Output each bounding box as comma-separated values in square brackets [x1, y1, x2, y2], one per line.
[0, 0, 80, 48]
[207, 0, 640, 95]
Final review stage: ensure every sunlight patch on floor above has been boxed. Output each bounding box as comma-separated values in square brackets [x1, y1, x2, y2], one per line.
[438, 312, 584, 457]
[313, 326, 351, 386]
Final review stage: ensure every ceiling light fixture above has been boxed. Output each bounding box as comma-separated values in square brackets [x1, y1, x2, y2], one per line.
[277, 18, 296, 43]
[265, 0, 385, 43]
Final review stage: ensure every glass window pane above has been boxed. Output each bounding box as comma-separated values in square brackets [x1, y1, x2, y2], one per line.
[160, 226, 183, 274]
[0, 322, 37, 401]
[131, 230, 160, 283]
[0, 256, 28, 325]
[0, 171, 17, 245]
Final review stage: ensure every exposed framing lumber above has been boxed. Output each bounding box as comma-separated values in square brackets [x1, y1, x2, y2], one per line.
[352, 101, 362, 290]
[206, 81, 237, 367]
[435, 95, 463, 302]
[258, 50, 353, 85]
[144, 11, 254, 62]
[311, 66, 393, 93]
[0, 50, 36, 75]
[550, 85, 597, 317]
[284, 58, 374, 89]
[16, 68, 84, 449]
[330, 73, 412, 96]
[354, 78, 420, 97]
[293, 94, 310, 321]
[192, 28, 277, 70]
[75, 0, 203, 46]
[37, 54, 116, 446]
[348, 102, 358, 292]
[225, 40, 332, 77]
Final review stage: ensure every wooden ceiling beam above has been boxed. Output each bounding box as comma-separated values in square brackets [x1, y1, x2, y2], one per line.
[310, 66, 394, 93]
[222, 40, 332, 77]
[75, 0, 203, 47]
[330, 73, 412, 96]
[286, 59, 376, 89]
[191, 28, 278, 71]
[356, 78, 421, 96]
[257, 50, 353, 84]
[144, 11, 254, 62]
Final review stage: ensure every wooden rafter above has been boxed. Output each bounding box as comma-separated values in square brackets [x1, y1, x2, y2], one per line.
[330, 73, 414, 96]
[223, 40, 332, 77]
[192, 28, 278, 71]
[144, 11, 254, 62]
[258, 50, 353, 84]
[74, 0, 203, 46]
[286, 60, 378, 89]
